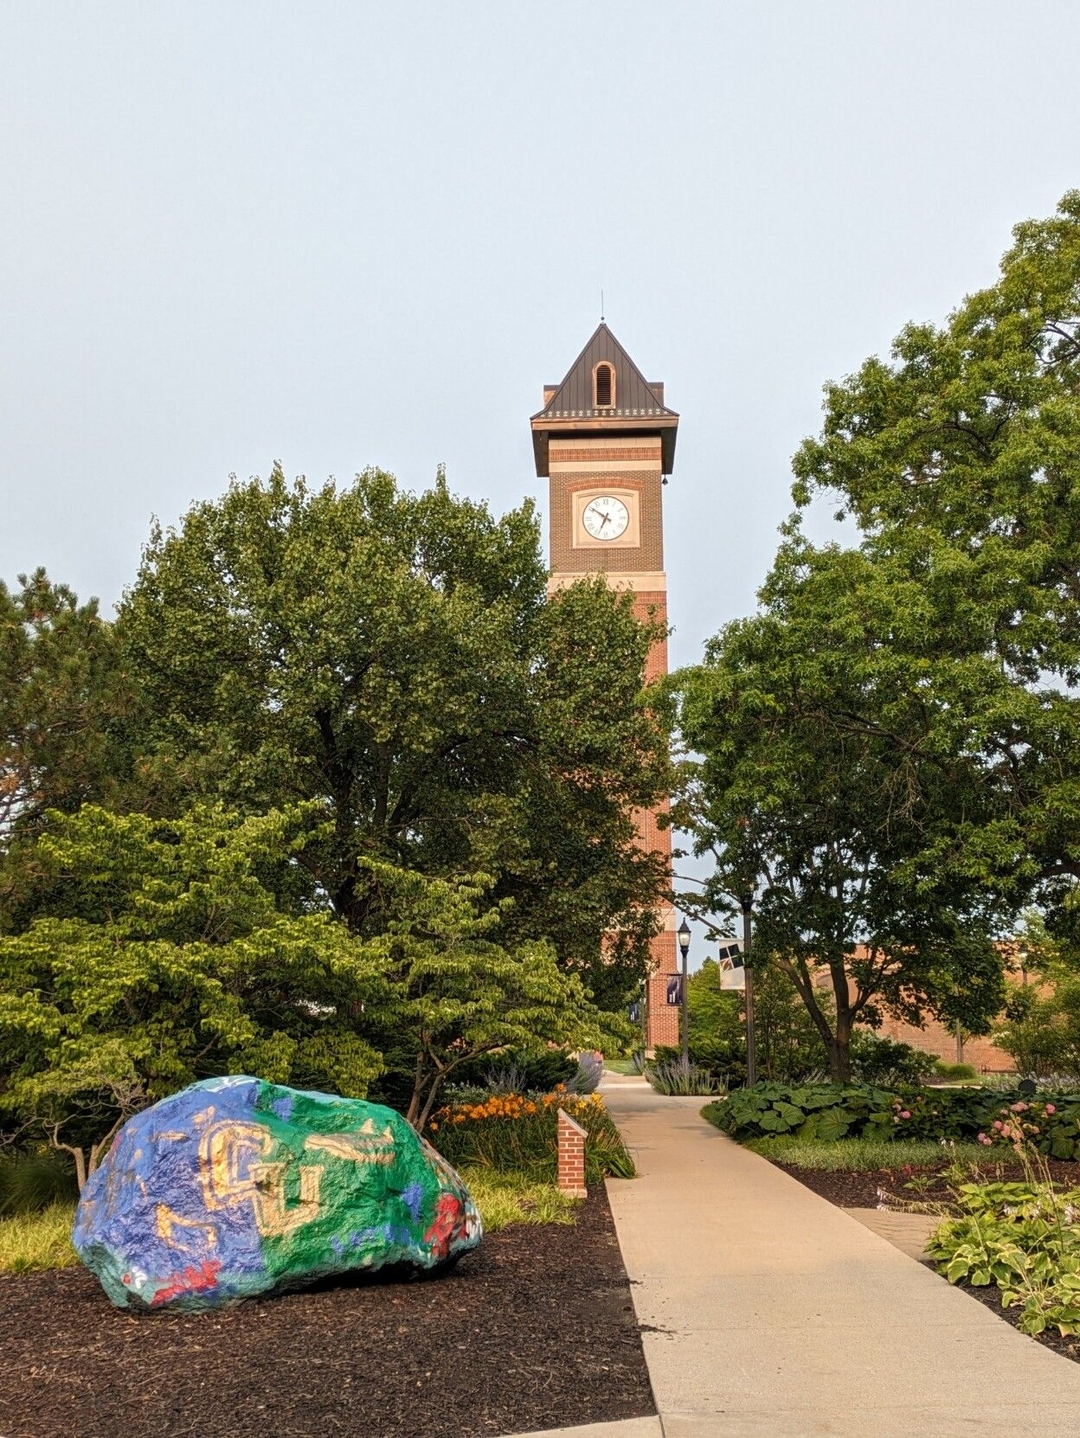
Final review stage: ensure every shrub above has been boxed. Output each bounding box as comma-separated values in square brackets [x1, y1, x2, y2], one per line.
[927, 1178, 1080, 1336]
[449, 1049, 578, 1095]
[886, 1089, 1080, 1156]
[654, 1040, 745, 1090]
[850, 1033, 938, 1088]
[993, 968, 1080, 1080]
[684, 958, 828, 1085]
[427, 1090, 635, 1182]
[705, 1082, 899, 1141]
[969, 1096, 1080, 1159]
[646, 1058, 722, 1096]
[0, 1150, 79, 1216]
[933, 1061, 979, 1082]
[567, 1051, 604, 1094]
[705, 1080, 1080, 1158]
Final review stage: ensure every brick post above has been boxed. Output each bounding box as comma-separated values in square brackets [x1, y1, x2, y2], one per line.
[557, 1108, 588, 1198]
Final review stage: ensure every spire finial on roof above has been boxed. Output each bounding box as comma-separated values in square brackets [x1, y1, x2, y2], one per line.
[600, 288, 604, 322]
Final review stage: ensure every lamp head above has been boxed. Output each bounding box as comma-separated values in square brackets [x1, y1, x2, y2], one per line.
[677, 919, 691, 957]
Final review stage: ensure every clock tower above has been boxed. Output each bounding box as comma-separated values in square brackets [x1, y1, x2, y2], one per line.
[531, 323, 679, 1049]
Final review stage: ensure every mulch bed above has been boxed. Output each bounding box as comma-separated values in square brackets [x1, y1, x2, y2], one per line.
[0, 1187, 655, 1438]
[773, 1157, 1080, 1212]
[960, 1276, 1080, 1364]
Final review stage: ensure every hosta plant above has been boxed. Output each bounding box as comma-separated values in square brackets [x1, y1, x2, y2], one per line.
[707, 1082, 897, 1141]
[706, 1080, 1080, 1156]
[927, 1178, 1080, 1336]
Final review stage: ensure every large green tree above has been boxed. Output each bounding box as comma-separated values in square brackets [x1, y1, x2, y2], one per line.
[0, 570, 131, 852]
[117, 467, 670, 1010]
[675, 545, 1010, 1081]
[352, 859, 611, 1128]
[0, 804, 383, 1185]
[0, 803, 614, 1180]
[791, 189, 1080, 941]
[675, 191, 1080, 1078]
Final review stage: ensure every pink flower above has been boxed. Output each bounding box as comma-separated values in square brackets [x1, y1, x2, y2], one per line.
[1046, 1104, 1057, 1115]
[900, 1111, 911, 1120]
[992, 1120, 1003, 1131]
[1010, 1102, 1028, 1113]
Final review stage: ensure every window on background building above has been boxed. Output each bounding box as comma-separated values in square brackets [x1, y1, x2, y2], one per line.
[594, 363, 614, 408]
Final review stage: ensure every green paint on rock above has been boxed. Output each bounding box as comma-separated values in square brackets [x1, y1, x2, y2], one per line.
[73, 1076, 482, 1310]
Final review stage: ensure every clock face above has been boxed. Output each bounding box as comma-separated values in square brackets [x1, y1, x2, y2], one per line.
[582, 495, 630, 541]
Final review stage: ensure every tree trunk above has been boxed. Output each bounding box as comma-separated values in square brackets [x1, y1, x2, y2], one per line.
[406, 1050, 427, 1128]
[828, 962, 854, 1083]
[52, 1139, 88, 1193]
[826, 1034, 852, 1083]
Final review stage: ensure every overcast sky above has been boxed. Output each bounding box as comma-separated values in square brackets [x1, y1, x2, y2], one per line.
[4, 2, 1080, 666]
[6, 2, 1078, 955]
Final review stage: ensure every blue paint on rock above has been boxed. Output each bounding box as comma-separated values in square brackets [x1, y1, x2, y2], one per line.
[72, 1076, 481, 1312]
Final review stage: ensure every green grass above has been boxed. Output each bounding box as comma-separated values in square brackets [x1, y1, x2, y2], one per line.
[0, 1171, 577, 1278]
[0, 1201, 78, 1274]
[461, 1167, 581, 1229]
[0, 1163, 582, 1279]
[602, 1058, 637, 1075]
[738, 1136, 990, 1171]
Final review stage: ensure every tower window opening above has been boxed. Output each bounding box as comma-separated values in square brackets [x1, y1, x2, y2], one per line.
[594, 363, 614, 408]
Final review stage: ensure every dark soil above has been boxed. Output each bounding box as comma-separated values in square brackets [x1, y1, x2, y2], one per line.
[961, 1278, 1080, 1365]
[773, 1157, 1080, 1213]
[0, 1188, 654, 1438]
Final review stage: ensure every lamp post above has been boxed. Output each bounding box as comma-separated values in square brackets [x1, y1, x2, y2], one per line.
[677, 919, 691, 1066]
[741, 895, 757, 1087]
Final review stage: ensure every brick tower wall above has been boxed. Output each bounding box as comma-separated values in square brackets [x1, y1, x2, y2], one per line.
[546, 436, 676, 1050]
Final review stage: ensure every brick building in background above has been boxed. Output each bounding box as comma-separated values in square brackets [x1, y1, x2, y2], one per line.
[826, 947, 1022, 1074]
[531, 324, 679, 1048]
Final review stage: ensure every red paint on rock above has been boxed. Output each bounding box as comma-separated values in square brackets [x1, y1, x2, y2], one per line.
[150, 1258, 223, 1307]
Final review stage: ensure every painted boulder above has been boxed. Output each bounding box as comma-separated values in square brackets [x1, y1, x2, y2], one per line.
[73, 1075, 482, 1311]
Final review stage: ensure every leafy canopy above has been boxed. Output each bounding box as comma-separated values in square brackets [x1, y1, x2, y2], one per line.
[0, 570, 131, 849]
[0, 804, 383, 1184]
[0, 803, 619, 1177]
[118, 465, 671, 1008]
[792, 189, 1080, 940]
[674, 552, 1010, 1080]
[667, 191, 1080, 1076]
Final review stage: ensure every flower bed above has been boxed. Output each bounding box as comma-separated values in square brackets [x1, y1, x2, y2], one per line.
[705, 1081, 1080, 1157]
[427, 1089, 635, 1182]
[927, 1176, 1080, 1337]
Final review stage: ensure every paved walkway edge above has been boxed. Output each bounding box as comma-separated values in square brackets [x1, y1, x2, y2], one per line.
[596, 1074, 1080, 1438]
[511, 1418, 662, 1438]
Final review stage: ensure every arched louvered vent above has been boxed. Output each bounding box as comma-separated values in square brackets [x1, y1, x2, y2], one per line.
[594, 363, 614, 408]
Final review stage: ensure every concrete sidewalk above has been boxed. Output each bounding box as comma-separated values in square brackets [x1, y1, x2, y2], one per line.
[586, 1074, 1080, 1437]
